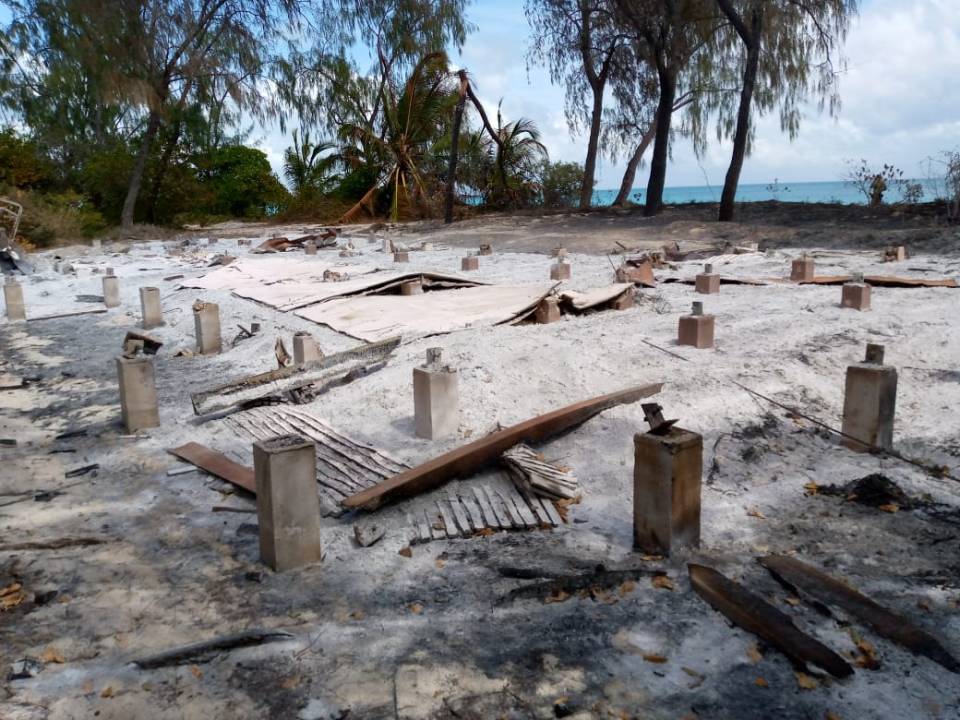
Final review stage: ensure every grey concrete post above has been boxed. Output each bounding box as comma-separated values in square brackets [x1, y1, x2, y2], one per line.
[139, 287, 163, 329]
[193, 301, 222, 355]
[253, 435, 322, 572]
[293, 332, 322, 366]
[3, 281, 26, 321]
[116, 357, 160, 432]
[102, 275, 120, 308]
[842, 343, 897, 452]
[413, 349, 459, 440]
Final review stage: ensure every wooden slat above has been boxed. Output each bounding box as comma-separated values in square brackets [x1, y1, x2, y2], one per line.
[167, 443, 255, 494]
[759, 555, 960, 673]
[343, 383, 662, 510]
[472, 486, 502, 529]
[446, 489, 473, 536]
[539, 497, 564, 526]
[689, 563, 853, 678]
[459, 493, 485, 531]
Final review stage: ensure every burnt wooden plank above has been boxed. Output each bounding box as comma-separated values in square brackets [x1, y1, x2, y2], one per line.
[690, 563, 853, 678]
[343, 383, 662, 510]
[167, 443, 256, 494]
[759, 555, 960, 674]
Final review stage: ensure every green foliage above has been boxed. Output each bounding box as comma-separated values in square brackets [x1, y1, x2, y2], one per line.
[199, 145, 290, 218]
[540, 161, 586, 208]
[0, 129, 54, 188]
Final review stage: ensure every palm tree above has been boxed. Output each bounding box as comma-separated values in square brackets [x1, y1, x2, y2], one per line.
[487, 104, 548, 208]
[283, 128, 338, 198]
[337, 53, 456, 223]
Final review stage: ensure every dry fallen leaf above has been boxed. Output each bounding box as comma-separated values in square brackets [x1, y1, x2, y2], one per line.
[651, 575, 675, 591]
[619, 580, 636, 597]
[825, 713, 841, 720]
[754, 677, 769, 688]
[100, 686, 115, 699]
[642, 653, 668, 664]
[681, 666, 704, 689]
[746, 507, 767, 520]
[349, 609, 365, 621]
[917, 599, 931, 612]
[409, 602, 424, 614]
[0, 582, 25, 611]
[40, 647, 65, 664]
[398, 547, 412, 558]
[795, 672, 819, 690]
[852, 637, 880, 670]
[544, 589, 570, 604]
[474, 527, 495, 537]
[189, 665, 203, 679]
[746, 644, 763, 663]
[878, 503, 900, 514]
[640, 554, 664, 562]
[435, 558, 445, 569]
[785, 596, 801, 606]
[281, 674, 301, 690]
[803, 482, 820, 496]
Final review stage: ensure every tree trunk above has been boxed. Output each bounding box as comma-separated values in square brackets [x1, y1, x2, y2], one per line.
[146, 120, 183, 224]
[121, 111, 162, 229]
[579, 86, 605, 208]
[444, 87, 468, 224]
[612, 123, 657, 207]
[718, 33, 761, 221]
[644, 66, 676, 217]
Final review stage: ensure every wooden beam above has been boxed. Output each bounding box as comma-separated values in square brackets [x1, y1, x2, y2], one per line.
[190, 336, 400, 416]
[343, 383, 662, 511]
[167, 442, 255, 494]
[689, 563, 854, 678]
[759, 555, 960, 674]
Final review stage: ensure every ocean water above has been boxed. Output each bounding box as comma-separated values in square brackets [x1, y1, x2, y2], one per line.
[591, 178, 944, 207]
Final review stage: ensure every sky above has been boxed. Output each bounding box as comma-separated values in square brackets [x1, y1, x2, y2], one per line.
[251, 0, 960, 189]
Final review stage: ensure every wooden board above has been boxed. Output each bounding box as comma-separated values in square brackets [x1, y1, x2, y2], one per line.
[689, 563, 853, 678]
[759, 555, 960, 673]
[343, 383, 662, 511]
[167, 442, 256, 494]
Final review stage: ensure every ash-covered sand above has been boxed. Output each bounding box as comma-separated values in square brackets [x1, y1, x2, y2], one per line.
[2, 213, 960, 720]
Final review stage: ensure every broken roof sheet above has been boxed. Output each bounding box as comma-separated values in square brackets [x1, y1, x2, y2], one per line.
[559, 283, 632, 311]
[179, 256, 376, 292]
[295, 283, 557, 342]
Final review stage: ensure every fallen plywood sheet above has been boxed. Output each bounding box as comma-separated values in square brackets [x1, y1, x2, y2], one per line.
[343, 383, 662, 511]
[191, 336, 400, 416]
[180, 255, 375, 292]
[226, 405, 410, 516]
[690, 563, 854, 678]
[759, 555, 960, 673]
[662, 276, 769, 287]
[296, 283, 557, 342]
[558, 283, 633, 312]
[167, 443, 255, 494]
[502, 443, 579, 500]
[799, 275, 958, 289]
[407, 480, 564, 544]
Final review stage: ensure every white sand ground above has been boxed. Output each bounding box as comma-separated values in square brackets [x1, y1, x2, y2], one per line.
[1, 221, 959, 719]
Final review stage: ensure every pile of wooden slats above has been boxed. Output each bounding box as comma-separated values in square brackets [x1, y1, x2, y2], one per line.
[226, 406, 409, 515]
[408, 480, 563, 544]
[502, 444, 580, 500]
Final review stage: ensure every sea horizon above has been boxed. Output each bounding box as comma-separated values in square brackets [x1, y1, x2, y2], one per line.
[591, 178, 945, 207]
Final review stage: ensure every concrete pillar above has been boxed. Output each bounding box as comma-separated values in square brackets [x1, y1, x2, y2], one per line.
[633, 427, 702, 555]
[102, 275, 120, 308]
[479, 243, 493, 256]
[421, 242, 434, 251]
[381, 238, 392, 253]
[304, 241, 317, 255]
[553, 247, 567, 259]
[253, 434, 322, 572]
[139, 287, 163, 329]
[293, 332, 322, 366]
[884, 245, 907, 262]
[677, 301, 714, 349]
[192, 301, 222, 355]
[461, 256, 479, 271]
[550, 262, 571, 281]
[790, 255, 815, 282]
[842, 343, 897, 452]
[695, 263, 720, 294]
[535, 297, 561, 324]
[841, 274, 871, 311]
[116, 357, 160, 432]
[394, 251, 409, 263]
[400, 279, 423, 295]
[3, 281, 26, 321]
[413, 348, 459, 440]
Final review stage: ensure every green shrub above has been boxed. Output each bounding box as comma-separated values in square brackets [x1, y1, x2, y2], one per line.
[540, 161, 586, 208]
